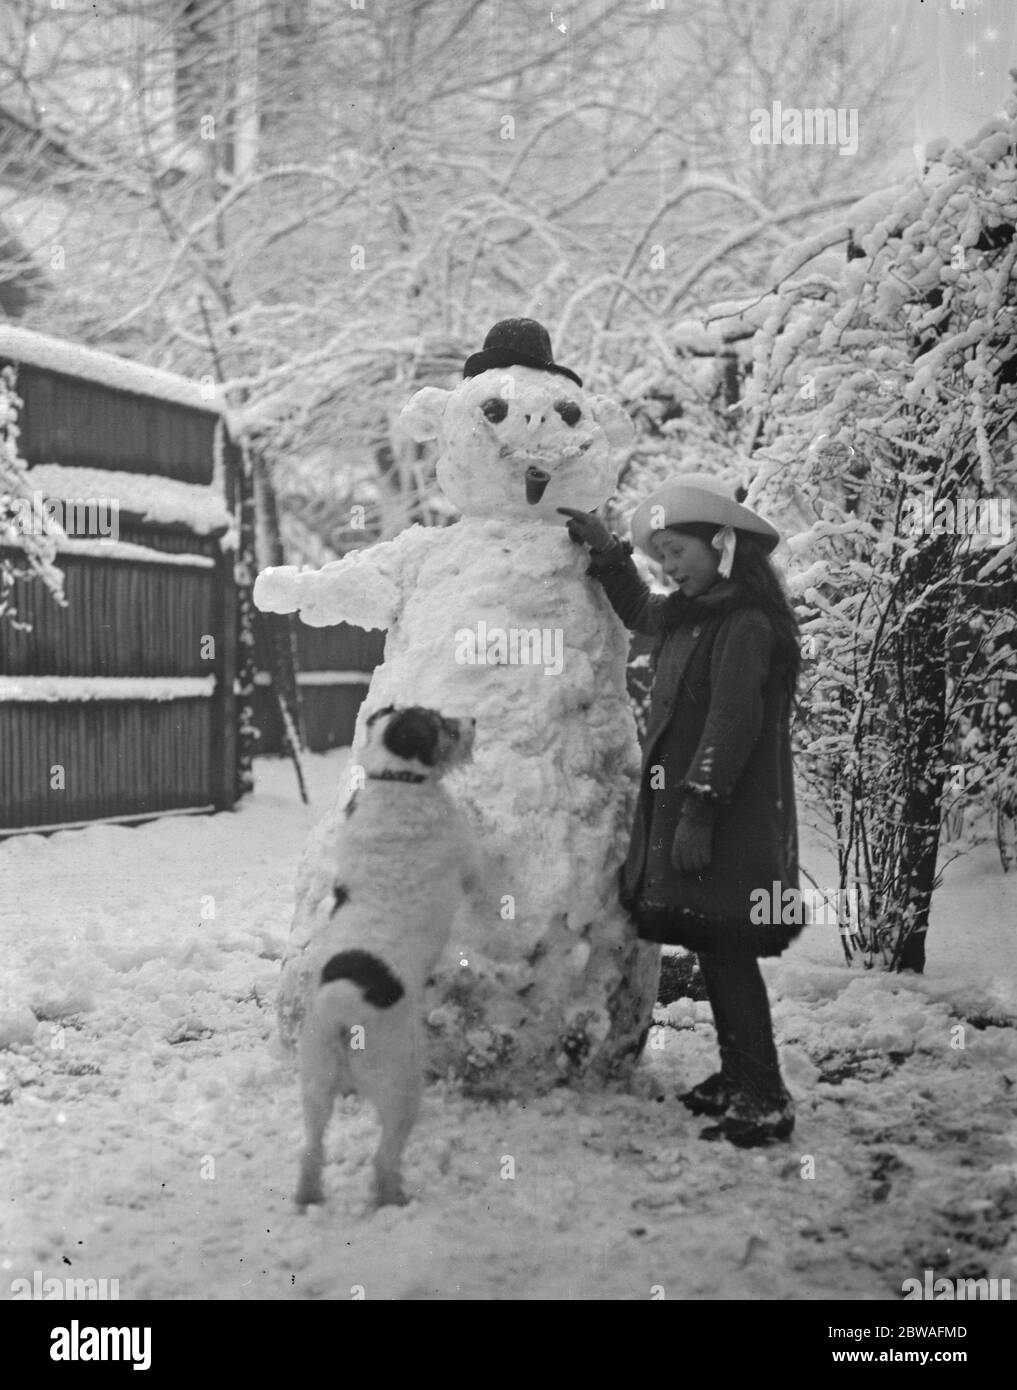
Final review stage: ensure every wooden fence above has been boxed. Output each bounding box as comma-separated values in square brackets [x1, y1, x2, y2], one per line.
[252, 619, 385, 754]
[0, 328, 243, 834]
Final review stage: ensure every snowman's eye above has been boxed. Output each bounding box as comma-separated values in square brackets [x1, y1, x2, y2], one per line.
[481, 398, 508, 424]
[555, 400, 581, 427]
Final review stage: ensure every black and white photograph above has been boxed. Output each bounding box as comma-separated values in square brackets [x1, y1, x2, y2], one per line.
[1, 0, 1015, 1331]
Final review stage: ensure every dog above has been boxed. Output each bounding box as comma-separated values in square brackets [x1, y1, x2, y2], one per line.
[294, 705, 480, 1210]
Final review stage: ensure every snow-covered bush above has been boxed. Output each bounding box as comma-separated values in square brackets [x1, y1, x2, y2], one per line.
[0, 366, 65, 628]
[744, 97, 1017, 972]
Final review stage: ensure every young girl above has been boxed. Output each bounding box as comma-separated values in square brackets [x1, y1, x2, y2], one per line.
[560, 475, 803, 1147]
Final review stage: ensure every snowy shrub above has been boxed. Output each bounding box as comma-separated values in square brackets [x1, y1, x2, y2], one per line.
[657, 948, 708, 1004]
[744, 96, 1017, 972]
[0, 366, 65, 628]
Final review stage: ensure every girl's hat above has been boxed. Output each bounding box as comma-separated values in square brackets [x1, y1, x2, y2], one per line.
[629, 473, 780, 557]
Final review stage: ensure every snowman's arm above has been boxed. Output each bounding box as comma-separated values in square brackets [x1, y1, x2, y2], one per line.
[585, 540, 672, 636]
[253, 524, 440, 631]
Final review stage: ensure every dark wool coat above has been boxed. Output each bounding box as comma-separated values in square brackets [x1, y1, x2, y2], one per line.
[589, 542, 802, 958]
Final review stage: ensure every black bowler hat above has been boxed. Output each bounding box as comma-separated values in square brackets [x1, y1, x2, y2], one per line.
[463, 318, 583, 388]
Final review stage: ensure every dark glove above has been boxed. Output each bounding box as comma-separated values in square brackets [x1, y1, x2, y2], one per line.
[670, 795, 718, 873]
[671, 818, 713, 874]
[557, 507, 613, 552]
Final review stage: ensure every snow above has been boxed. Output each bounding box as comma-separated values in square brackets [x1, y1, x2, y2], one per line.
[51, 537, 215, 568]
[668, 318, 730, 354]
[669, 295, 777, 353]
[0, 676, 215, 703]
[839, 186, 904, 240]
[293, 671, 373, 686]
[26, 465, 232, 537]
[0, 326, 223, 415]
[1, 753, 1014, 1300]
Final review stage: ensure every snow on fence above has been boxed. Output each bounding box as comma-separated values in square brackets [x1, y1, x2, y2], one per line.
[0, 325, 219, 483]
[0, 328, 244, 834]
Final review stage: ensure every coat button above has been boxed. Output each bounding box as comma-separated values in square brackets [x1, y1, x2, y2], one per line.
[692, 625, 701, 638]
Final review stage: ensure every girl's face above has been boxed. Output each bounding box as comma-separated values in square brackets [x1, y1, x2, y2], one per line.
[651, 528, 721, 598]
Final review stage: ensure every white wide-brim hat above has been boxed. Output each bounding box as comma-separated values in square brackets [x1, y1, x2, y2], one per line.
[630, 472, 780, 557]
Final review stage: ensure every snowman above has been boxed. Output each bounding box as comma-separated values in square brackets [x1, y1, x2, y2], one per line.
[256, 319, 660, 1095]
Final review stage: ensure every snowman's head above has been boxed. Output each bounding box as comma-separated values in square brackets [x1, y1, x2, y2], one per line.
[399, 324, 633, 523]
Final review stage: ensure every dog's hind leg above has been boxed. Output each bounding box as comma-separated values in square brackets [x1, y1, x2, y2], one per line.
[369, 1069, 421, 1208]
[295, 1018, 346, 1210]
[349, 1002, 423, 1207]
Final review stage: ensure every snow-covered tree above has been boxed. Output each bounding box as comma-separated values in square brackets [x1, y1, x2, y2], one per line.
[0, 0, 904, 556]
[743, 94, 1017, 972]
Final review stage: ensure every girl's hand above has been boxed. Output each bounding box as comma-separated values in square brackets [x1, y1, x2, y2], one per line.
[671, 817, 712, 874]
[557, 507, 613, 553]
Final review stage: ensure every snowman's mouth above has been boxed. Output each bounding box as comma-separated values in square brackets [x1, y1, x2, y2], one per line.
[525, 466, 550, 504]
[500, 440, 591, 466]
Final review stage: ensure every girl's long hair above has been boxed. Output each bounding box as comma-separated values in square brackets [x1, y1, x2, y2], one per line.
[666, 521, 802, 699]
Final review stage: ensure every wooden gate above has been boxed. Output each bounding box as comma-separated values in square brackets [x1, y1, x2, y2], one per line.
[0, 327, 244, 834]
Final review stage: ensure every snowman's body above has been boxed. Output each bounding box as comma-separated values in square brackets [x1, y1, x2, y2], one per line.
[257, 363, 660, 1094]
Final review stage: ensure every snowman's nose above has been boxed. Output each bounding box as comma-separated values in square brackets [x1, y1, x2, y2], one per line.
[524, 412, 544, 433]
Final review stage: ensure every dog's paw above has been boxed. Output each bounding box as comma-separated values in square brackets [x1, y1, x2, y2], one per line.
[372, 1177, 410, 1209]
[294, 1178, 325, 1210]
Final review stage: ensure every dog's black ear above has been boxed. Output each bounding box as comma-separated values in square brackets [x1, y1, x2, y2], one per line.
[366, 704, 397, 727]
[382, 707, 441, 765]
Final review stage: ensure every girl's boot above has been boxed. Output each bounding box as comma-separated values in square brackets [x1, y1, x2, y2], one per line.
[679, 1045, 738, 1116]
[700, 1090, 795, 1146]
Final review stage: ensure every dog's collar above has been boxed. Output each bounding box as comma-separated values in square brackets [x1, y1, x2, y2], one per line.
[367, 769, 429, 784]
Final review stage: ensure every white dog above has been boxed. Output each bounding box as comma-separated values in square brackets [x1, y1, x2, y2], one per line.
[294, 705, 480, 1210]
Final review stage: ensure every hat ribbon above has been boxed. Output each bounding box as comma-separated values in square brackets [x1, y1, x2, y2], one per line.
[712, 525, 737, 578]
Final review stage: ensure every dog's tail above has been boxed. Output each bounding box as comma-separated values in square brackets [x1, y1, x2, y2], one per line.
[309, 949, 406, 1037]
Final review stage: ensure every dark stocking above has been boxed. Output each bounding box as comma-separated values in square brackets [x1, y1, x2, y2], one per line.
[697, 949, 788, 1106]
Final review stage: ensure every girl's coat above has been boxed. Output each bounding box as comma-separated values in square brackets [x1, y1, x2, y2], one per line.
[590, 545, 801, 956]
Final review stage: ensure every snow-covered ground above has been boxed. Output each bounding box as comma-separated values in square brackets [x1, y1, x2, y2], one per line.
[2, 752, 1015, 1301]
